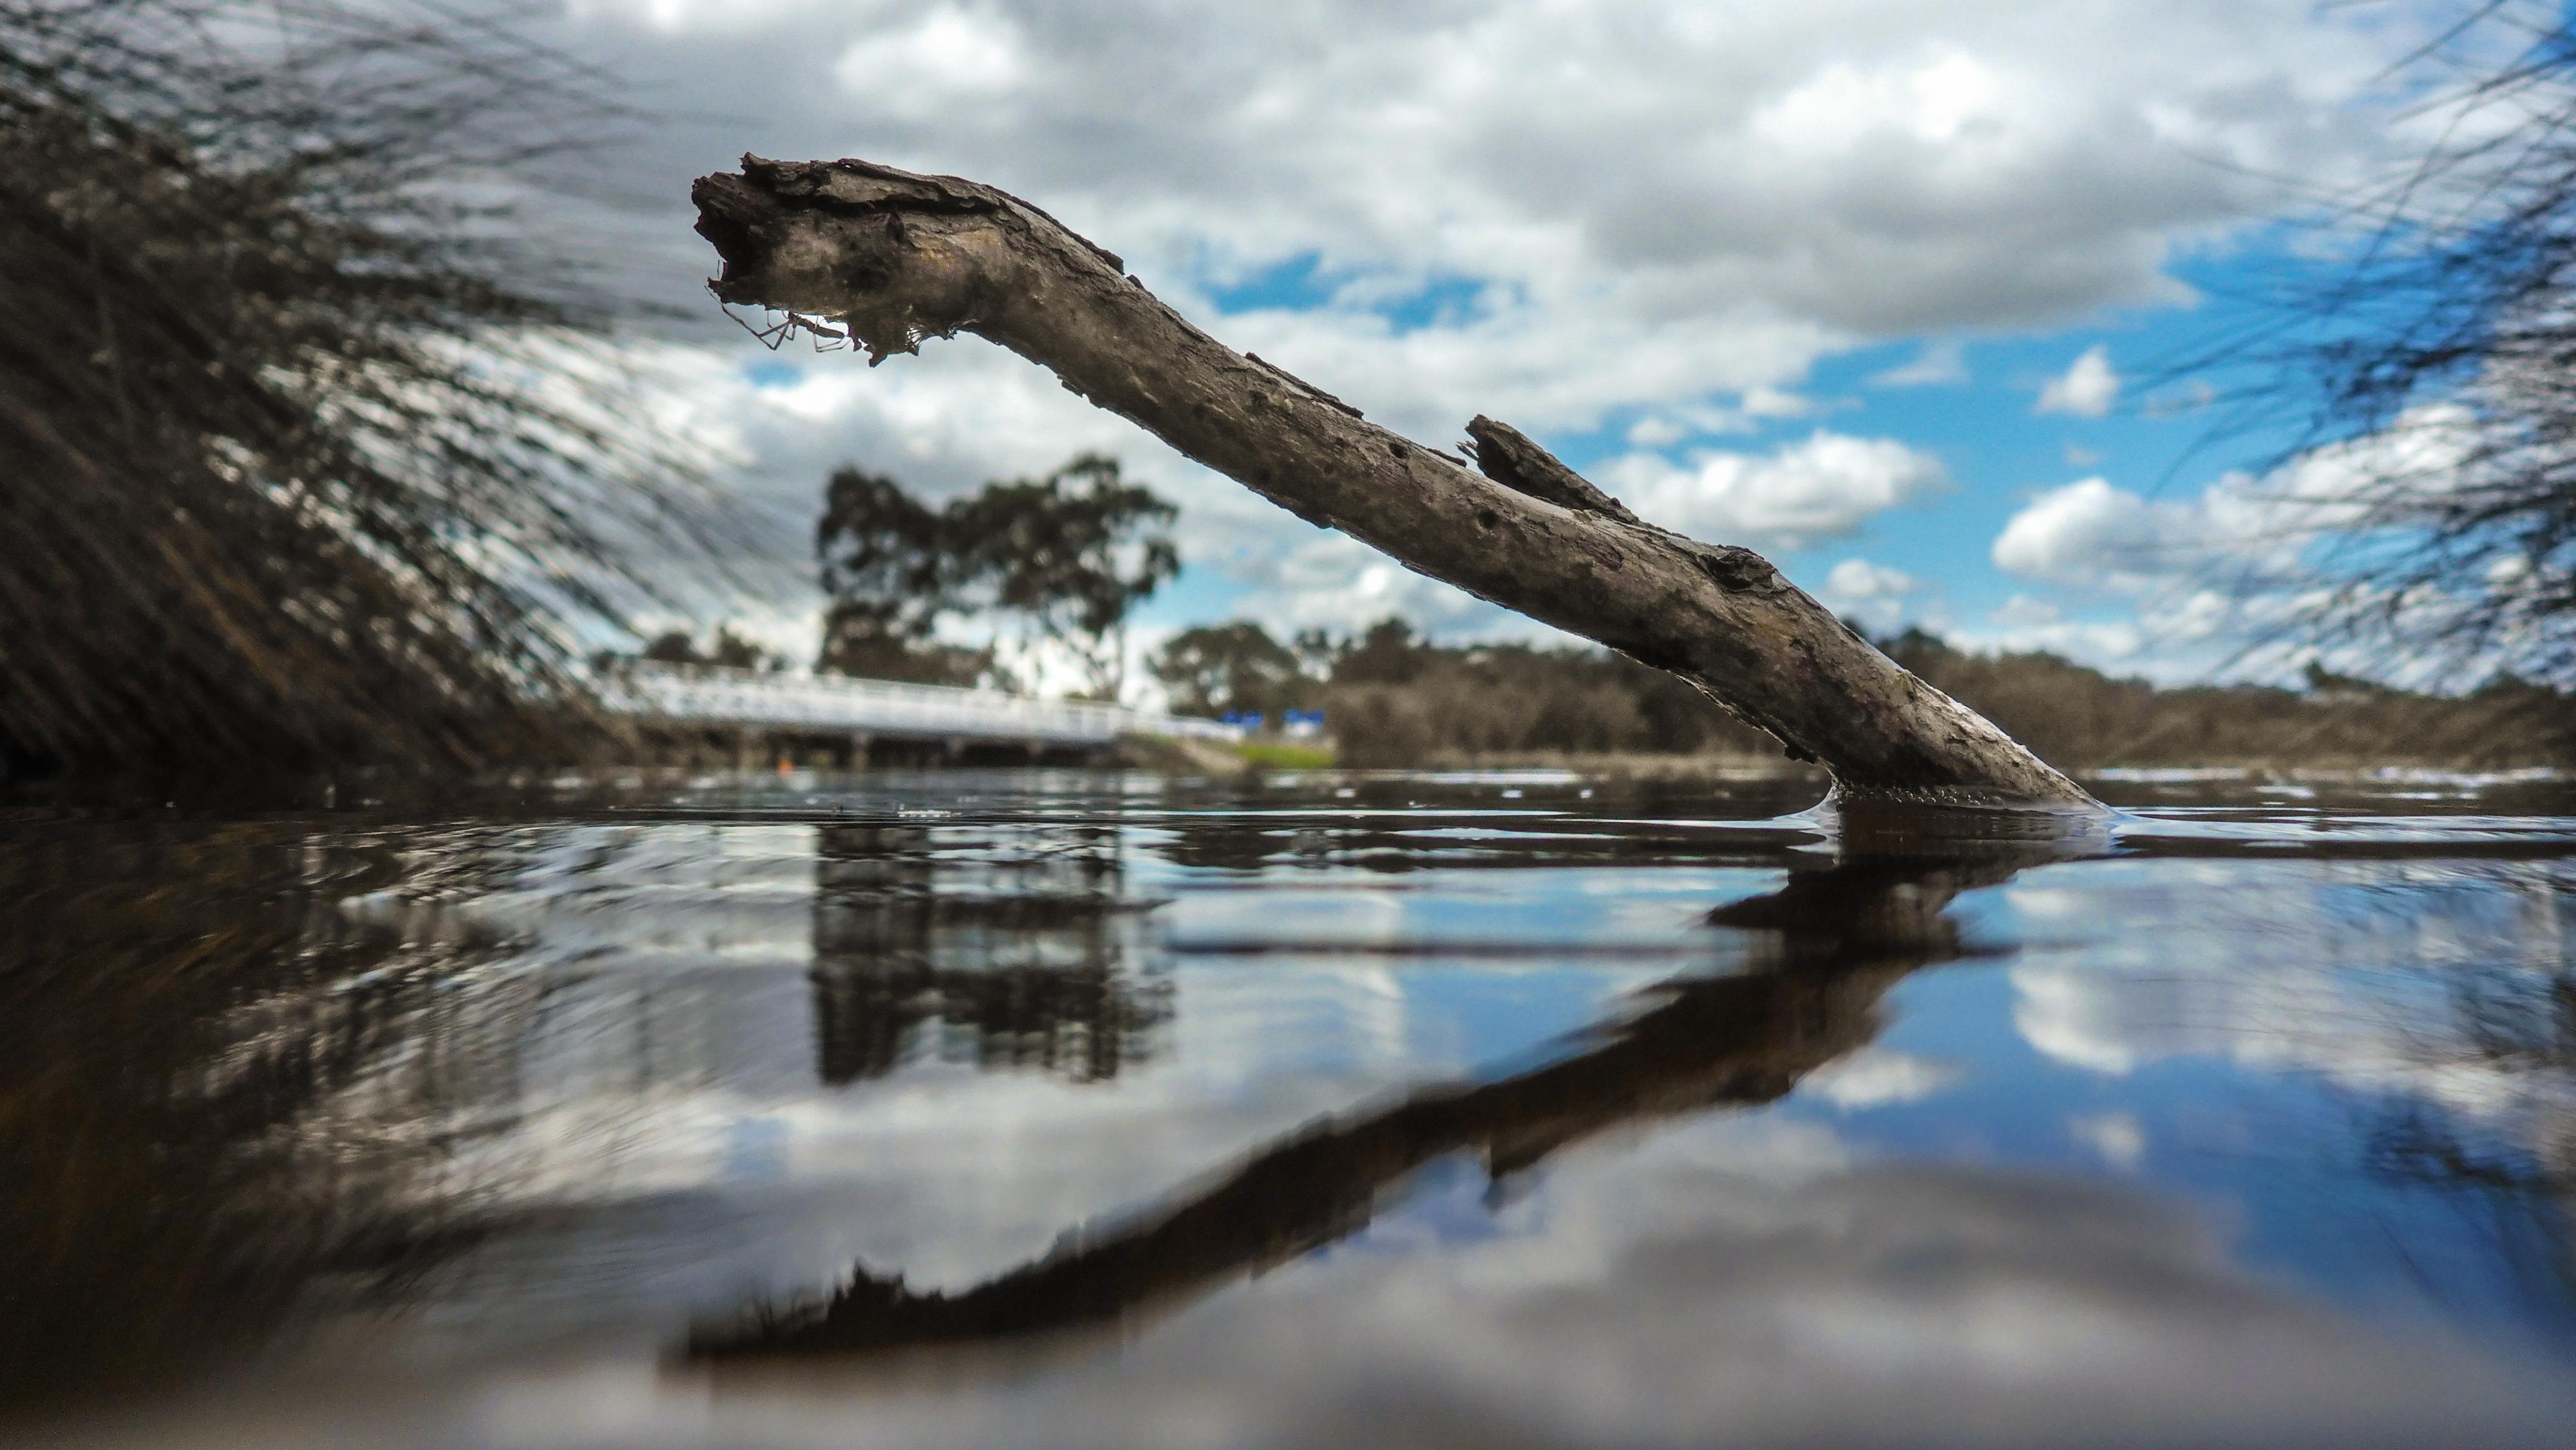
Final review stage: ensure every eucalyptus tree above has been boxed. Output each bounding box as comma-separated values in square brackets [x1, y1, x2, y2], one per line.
[947, 454, 1179, 699]
[815, 466, 983, 685]
[815, 457, 1177, 698]
[1150, 622, 1309, 718]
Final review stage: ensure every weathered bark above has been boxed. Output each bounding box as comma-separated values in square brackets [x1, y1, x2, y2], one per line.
[692, 156, 2096, 808]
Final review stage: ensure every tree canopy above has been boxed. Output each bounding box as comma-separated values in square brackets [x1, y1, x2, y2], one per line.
[815, 455, 1177, 696]
[1150, 622, 1305, 717]
[637, 627, 782, 673]
[815, 467, 980, 684]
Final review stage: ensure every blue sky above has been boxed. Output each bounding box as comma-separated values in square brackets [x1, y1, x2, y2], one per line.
[538, 0, 2491, 691]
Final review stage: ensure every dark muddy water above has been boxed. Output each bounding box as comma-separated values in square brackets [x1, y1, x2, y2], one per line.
[5, 768, 2574, 1447]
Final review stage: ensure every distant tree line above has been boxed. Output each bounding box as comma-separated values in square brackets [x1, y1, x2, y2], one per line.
[1154, 618, 2576, 770]
[1153, 618, 1774, 766]
[625, 627, 784, 673]
[1880, 630, 2575, 772]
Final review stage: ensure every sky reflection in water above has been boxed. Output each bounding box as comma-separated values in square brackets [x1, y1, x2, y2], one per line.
[4, 770, 2573, 1447]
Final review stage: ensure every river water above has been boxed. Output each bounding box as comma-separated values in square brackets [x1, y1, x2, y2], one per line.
[5, 768, 2573, 1447]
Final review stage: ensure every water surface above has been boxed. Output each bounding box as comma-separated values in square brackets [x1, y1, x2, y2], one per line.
[5, 770, 2573, 1446]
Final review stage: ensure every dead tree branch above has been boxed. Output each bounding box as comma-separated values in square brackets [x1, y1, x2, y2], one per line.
[692, 156, 2094, 808]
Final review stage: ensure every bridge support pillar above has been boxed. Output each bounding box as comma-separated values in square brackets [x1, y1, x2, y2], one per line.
[846, 732, 872, 768]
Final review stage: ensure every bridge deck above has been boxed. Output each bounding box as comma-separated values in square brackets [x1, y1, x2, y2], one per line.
[600, 663, 1243, 748]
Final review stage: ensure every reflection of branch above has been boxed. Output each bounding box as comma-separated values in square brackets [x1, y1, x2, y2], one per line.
[695, 843, 2056, 1360]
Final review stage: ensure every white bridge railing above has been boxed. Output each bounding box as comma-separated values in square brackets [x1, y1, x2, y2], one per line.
[598, 662, 1244, 747]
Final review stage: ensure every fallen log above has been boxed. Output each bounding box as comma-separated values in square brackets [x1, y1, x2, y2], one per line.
[691, 156, 2095, 808]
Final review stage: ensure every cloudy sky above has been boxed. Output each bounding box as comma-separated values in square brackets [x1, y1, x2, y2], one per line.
[523, 0, 2471, 683]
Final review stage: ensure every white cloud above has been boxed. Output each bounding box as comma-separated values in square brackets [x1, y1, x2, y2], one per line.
[1621, 389, 1824, 449]
[1820, 557, 1924, 634]
[1753, 50, 2010, 155]
[1871, 339, 1968, 388]
[1976, 406, 2486, 679]
[1208, 295, 1831, 444]
[1954, 595, 2147, 664]
[1627, 416, 1690, 448]
[1988, 468, 2329, 595]
[1741, 385, 1814, 419]
[1992, 477, 2189, 587]
[2012, 962, 2149, 1074]
[2035, 345, 2119, 417]
[1824, 558, 1917, 600]
[2068, 1111, 2146, 1171]
[513, 1, 2458, 654]
[1801, 1046, 1960, 1107]
[1604, 430, 1949, 551]
[1228, 531, 1500, 638]
[830, 6, 1032, 119]
[546, 0, 2437, 404]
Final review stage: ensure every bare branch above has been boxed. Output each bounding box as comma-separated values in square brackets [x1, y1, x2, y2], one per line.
[1462, 415, 1641, 523]
[692, 156, 2094, 808]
